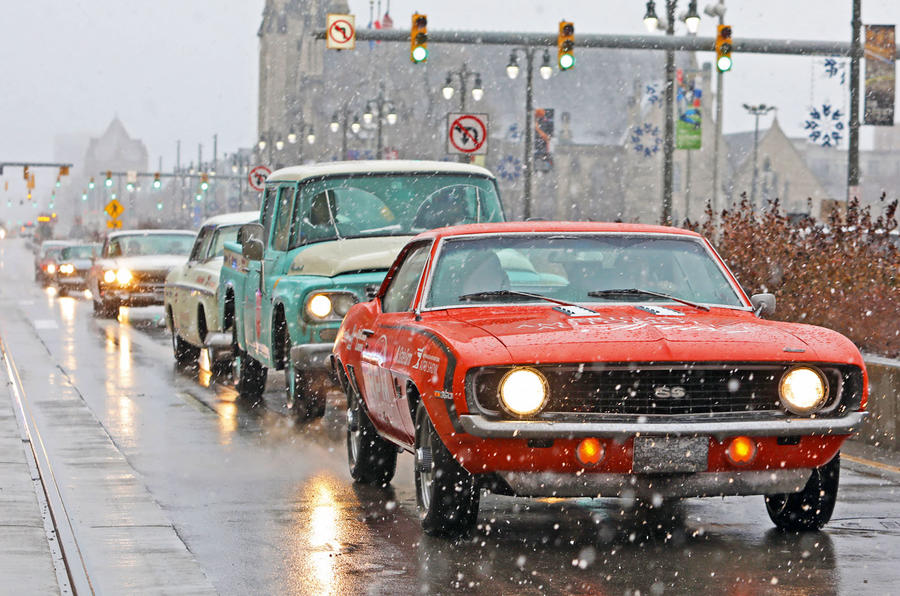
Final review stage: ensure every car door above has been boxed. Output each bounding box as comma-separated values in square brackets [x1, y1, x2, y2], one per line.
[174, 226, 214, 341]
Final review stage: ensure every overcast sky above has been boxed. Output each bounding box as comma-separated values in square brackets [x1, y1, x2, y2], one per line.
[1, 0, 897, 219]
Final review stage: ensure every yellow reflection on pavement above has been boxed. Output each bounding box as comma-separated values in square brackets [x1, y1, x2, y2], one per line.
[291, 474, 349, 596]
[58, 296, 76, 325]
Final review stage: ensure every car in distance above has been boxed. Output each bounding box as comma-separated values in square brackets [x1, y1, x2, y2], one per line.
[222, 160, 504, 419]
[34, 240, 72, 285]
[55, 243, 100, 295]
[331, 221, 868, 537]
[89, 229, 197, 318]
[165, 212, 259, 370]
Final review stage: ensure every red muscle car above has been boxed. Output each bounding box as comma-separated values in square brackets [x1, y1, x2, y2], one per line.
[330, 222, 868, 537]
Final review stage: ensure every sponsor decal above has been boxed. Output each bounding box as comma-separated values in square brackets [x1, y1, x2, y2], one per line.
[395, 345, 413, 367]
[412, 347, 440, 375]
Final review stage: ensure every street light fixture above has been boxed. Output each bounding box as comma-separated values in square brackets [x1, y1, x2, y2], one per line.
[742, 103, 776, 208]
[257, 137, 267, 151]
[683, 0, 701, 34]
[442, 75, 455, 100]
[539, 50, 553, 80]
[330, 113, 340, 133]
[643, 0, 659, 31]
[275, 139, 285, 151]
[306, 127, 316, 145]
[442, 63, 484, 113]
[506, 53, 520, 79]
[350, 117, 361, 134]
[287, 126, 298, 144]
[358, 83, 397, 159]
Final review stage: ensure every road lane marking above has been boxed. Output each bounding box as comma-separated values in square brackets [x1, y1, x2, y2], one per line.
[33, 319, 58, 329]
[843, 453, 900, 475]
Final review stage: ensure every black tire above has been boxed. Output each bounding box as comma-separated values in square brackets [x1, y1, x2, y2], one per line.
[284, 333, 327, 421]
[172, 332, 200, 368]
[414, 402, 479, 538]
[92, 297, 118, 318]
[346, 382, 397, 485]
[765, 454, 840, 532]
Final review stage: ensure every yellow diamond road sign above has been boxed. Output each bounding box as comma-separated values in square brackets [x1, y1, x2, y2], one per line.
[105, 199, 124, 219]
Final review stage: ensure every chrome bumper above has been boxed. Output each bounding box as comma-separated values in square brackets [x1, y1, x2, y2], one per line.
[290, 343, 334, 372]
[203, 332, 233, 360]
[458, 411, 868, 441]
[499, 468, 813, 498]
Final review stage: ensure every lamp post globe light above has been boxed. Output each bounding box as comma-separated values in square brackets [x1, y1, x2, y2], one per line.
[742, 103, 776, 208]
[359, 83, 398, 159]
[441, 64, 485, 156]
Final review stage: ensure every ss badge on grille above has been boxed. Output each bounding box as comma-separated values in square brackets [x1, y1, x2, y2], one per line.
[654, 386, 686, 398]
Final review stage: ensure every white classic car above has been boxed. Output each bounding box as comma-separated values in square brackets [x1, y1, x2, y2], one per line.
[89, 229, 197, 318]
[164, 212, 258, 369]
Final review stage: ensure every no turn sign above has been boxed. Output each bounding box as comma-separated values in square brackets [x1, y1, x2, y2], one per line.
[248, 165, 271, 192]
[447, 113, 489, 155]
[326, 14, 356, 50]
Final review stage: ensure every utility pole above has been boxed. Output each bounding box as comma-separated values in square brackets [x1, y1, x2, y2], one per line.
[704, 1, 726, 220]
[847, 0, 861, 201]
[661, 0, 676, 225]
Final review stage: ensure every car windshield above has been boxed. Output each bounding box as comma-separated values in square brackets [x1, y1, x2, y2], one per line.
[107, 233, 195, 257]
[426, 234, 744, 309]
[291, 173, 503, 246]
[60, 245, 96, 260]
[43, 248, 65, 260]
[209, 225, 242, 258]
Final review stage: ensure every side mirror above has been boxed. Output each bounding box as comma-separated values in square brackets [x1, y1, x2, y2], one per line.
[365, 285, 379, 301]
[242, 238, 264, 261]
[238, 222, 264, 246]
[750, 293, 776, 317]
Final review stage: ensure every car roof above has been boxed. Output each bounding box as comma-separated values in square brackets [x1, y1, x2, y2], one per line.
[412, 221, 705, 242]
[107, 229, 196, 239]
[266, 160, 495, 183]
[41, 240, 73, 247]
[199, 211, 259, 227]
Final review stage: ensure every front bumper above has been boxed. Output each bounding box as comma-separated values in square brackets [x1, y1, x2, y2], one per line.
[458, 411, 868, 441]
[57, 275, 87, 289]
[101, 284, 165, 306]
[499, 468, 813, 498]
[290, 343, 335, 374]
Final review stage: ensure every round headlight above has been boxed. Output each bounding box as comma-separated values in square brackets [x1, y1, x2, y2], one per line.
[46, 263, 57, 274]
[103, 270, 117, 284]
[332, 293, 358, 317]
[499, 367, 548, 417]
[116, 269, 133, 285]
[307, 294, 333, 319]
[779, 366, 828, 415]
[60, 264, 75, 275]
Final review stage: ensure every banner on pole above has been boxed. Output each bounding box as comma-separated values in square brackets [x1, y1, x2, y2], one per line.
[534, 108, 554, 171]
[676, 69, 702, 150]
[864, 25, 895, 126]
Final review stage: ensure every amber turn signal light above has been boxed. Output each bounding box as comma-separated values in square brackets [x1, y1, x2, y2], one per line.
[576, 438, 605, 467]
[726, 436, 757, 466]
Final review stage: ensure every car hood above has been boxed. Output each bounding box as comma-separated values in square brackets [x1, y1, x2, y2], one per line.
[445, 304, 820, 362]
[288, 236, 413, 277]
[100, 255, 188, 271]
[65, 258, 93, 269]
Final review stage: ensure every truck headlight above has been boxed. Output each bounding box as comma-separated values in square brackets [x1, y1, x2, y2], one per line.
[304, 292, 359, 321]
[103, 270, 117, 284]
[306, 294, 333, 319]
[46, 263, 57, 274]
[779, 366, 828, 415]
[59, 263, 75, 275]
[116, 269, 133, 285]
[499, 367, 548, 417]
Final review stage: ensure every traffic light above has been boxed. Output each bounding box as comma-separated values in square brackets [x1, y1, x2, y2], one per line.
[153, 173, 161, 189]
[558, 21, 575, 70]
[105, 171, 113, 187]
[410, 13, 428, 63]
[88, 177, 95, 189]
[55, 177, 61, 188]
[126, 181, 135, 192]
[81, 191, 88, 201]
[200, 173, 209, 191]
[23, 165, 29, 180]
[156, 201, 163, 211]
[59, 165, 69, 177]
[716, 24, 733, 72]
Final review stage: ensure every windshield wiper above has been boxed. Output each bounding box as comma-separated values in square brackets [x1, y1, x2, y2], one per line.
[587, 288, 710, 311]
[458, 289, 589, 311]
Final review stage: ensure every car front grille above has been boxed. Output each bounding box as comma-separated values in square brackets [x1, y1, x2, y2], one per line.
[467, 363, 862, 420]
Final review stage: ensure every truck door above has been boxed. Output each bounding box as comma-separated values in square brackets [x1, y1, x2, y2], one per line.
[243, 185, 278, 360]
[258, 183, 296, 365]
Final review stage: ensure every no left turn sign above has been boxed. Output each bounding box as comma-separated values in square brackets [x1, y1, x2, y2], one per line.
[326, 14, 356, 50]
[447, 113, 489, 155]
[248, 165, 271, 192]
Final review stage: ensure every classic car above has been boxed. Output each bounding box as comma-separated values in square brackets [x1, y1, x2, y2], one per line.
[55, 243, 100, 295]
[221, 160, 504, 419]
[89, 229, 196, 318]
[34, 240, 72, 285]
[331, 222, 868, 537]
[165, 212, 259, 370]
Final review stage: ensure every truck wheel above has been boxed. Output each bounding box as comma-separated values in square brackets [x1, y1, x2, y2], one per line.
[93, 297, 118, 319]
[414, 402, 479, 538]
[765, 454, 840, 531]
[346, 384, 397, 485]
[172, 332, 200, 368]
[284, 334, 327, 421]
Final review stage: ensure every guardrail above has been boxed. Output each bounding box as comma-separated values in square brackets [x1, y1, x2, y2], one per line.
[859, 357, 900, 451]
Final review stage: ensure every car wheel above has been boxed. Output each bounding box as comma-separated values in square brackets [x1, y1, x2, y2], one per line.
[284, 333, 327, 421]
[765, 454, 840, 531]
[346, 383, 397, 485]
[414, 402, 479, 538]
[172, 332, 200, 368]
[232, 329, 266, 402]
[92, 297, 118, 318]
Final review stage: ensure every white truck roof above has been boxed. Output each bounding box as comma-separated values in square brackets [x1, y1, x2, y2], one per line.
[266, 160, 495, 184]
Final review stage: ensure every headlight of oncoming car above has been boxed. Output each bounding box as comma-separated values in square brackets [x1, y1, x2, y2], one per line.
[304, 292, 358, 322]
[59, 263, 75, 275]
[115, 269, 133, 285]
[103, 270, 117, 284]
[46, 263, 57, 274]
[499, 367, 549, 417]
[779, 365, 828, 415]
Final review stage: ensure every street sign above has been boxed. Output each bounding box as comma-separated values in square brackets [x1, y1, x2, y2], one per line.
[106, 218, 122, 229]
[248, 166, 271, 192]
[447, 113, 489, 155]
[326, 14, 356, 50]
[105, 199, 124, 219]
[126, 170, 138, 184]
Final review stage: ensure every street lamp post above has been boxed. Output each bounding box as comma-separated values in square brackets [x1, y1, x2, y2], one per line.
[362, 83, 397, 159]
[704, 1, 726, 221]
[442, 63, 485, 163]
[742, 103, 775, 208]
[330, 105, 357, 160]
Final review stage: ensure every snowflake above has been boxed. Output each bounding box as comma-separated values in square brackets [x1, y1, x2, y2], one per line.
[804, 103, 845, 148]
[497, 155, 522, 183]
[506, 124, 522, 142]
[645, 83, 661, 106]
[822, 58, 847, 86]
[629, 122, 662, 157]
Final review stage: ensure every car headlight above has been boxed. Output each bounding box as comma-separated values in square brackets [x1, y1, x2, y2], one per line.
[115, 269, 133, 285]
[46, 263, 57, 274]
[779, 366, 828, 415]
[499, 367, 548, 417]
[306, 294, 333, 319]
[103, 270, 117, 284]
[59, 264, 75, 275]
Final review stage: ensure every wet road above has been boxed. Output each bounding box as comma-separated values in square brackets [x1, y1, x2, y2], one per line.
[2, 238, 899, 595]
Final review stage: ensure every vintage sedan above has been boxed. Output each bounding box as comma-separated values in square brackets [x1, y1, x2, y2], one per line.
[89, 229, 196, 318]
[331, 222, 868, 537]
[55, 243, 100, 295]
[34, 240, 72, 285]
[165, 212, 258, 369]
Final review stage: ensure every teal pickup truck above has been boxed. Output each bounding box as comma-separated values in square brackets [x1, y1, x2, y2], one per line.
[220, 160, 504, 419]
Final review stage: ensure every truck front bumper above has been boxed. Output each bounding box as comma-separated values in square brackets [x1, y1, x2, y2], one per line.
[290, 343, 334, 375]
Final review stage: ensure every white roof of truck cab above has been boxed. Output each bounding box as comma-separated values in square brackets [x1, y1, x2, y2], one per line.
[200, 211, 259, 228]
[266, 160, 495, 184]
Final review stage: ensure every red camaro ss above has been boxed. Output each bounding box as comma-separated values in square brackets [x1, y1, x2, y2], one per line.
[330, 222, 868, 537]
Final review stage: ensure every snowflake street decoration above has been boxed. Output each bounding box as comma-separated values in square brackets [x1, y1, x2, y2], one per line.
[629, 123, 662, 157]
[804, 104, 845, 148]
[497, 155, 522, 183]
[506, 123, 522, 142]
[645, 83, 661, 107]
[822, 58, 847, 86]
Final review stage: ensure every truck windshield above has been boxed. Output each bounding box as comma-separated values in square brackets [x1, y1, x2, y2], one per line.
[291, 173, 503, 247]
